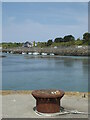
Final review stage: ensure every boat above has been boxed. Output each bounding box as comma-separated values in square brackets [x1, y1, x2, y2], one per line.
[22, 52, 26, 54]
[28, 52, 32, 55]
[41, 53, 47, 55]
[33, 52, 39, 55]
[10, 51, 13, 53]
[50, 53, 54, 55]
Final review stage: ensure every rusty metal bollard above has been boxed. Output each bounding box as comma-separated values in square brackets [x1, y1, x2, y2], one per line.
[32, 89, 65, 113]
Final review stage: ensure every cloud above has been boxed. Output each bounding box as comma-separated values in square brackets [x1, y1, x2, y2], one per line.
[2, 18, 88, 42]
[2, 2, 88, 42]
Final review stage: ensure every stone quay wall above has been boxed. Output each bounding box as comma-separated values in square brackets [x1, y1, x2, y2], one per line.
[1, 46, 89, 56]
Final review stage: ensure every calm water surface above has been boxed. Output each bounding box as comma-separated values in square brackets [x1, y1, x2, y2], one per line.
[2, 53, 88, 92]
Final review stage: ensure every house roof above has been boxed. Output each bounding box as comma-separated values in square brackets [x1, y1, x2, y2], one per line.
[24, 41, 32, 45]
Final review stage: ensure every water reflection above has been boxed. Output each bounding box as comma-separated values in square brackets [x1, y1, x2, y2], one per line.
[2, 54, 88, 91]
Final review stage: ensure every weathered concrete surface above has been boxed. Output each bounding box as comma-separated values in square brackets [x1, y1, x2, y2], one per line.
[2, 94, 89, 118]
[0, 95, 2, 119]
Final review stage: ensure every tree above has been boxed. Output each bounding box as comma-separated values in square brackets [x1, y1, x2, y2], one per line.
[47, 39, 53, 46]
[75, 38, 83, 45]
[54, 37, 63, 43]
[63, 35, 75, 42]
[33, 41, 35, 47]
[83, 32, 90, 45]
[37, 42, 47, 47]
[77, 38, 81, 41]
[83, 32, 90, 41]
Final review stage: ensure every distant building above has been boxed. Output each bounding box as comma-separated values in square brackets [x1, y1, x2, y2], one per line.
[35, 43, 37, 47]
[23, 41, 37, 48]
[23, 41, 33, 48]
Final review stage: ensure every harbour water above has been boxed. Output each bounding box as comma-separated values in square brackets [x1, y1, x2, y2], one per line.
[2, 53, 88, 92]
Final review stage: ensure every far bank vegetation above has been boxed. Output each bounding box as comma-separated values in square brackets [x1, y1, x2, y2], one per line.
[1, 32, 90, 48]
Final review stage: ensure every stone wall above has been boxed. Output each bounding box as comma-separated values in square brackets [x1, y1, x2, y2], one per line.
[2, 46, 89, 56]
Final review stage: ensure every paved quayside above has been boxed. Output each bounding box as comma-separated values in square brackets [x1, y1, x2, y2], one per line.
[1, 91, 89, 118]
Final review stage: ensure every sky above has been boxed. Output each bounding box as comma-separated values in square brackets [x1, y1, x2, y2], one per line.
[89, 2, 90, 32]
[2, 2, 88, 42]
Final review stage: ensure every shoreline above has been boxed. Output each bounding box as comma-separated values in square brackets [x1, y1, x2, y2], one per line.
[2, 46, 88, 56]
[0, 90, 89, 96]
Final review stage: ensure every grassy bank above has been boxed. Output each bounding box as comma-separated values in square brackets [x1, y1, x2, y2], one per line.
[0, 90, 89, 97]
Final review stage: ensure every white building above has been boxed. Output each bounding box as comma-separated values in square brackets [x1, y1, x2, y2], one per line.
[23, 41, 32, 48]
[23, 41, 37, 47]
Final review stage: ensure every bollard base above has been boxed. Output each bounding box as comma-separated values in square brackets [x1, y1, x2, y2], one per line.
[33, 107, 69, 116]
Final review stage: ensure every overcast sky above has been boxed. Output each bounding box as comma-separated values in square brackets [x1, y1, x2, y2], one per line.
[2, 2, 88, 42]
